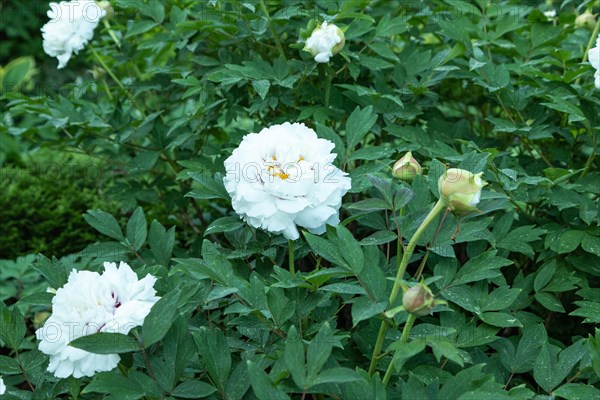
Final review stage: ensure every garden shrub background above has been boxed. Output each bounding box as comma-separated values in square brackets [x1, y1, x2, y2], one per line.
[1, 0, 600, 399]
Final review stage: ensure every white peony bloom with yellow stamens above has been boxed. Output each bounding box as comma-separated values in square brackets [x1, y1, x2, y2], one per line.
[224, 122, 351, 240]
[36, 262, 159, 378]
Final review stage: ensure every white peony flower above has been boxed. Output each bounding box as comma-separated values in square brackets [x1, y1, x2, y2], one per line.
[0, 376, 5, 395]
[589, 34, 600, 89]
[36, 262, 159, 378]
[304, 21, 345, 63]
[224, 122, 352, 240]
[41, 0, 106, 69]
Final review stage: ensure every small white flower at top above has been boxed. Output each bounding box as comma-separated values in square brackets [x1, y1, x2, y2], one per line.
[304, 21, 345, 63]
[223, 122, 352, 240]
[36, 262, 160, 378]
[41, 0, 106, 69]
[543, 9, 557, 18]
[589, 34, 600, 89]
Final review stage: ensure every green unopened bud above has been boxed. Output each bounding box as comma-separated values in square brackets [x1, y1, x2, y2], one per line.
[90, 66, 106, 80]
[393, 151, 422, 182]
[98, 1, 114, 19]
[438, 168, 487, 213]
[575, 11, 596, 29]
[402, 282, 434, 316]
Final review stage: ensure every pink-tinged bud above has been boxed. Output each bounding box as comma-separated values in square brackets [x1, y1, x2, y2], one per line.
[402, 282, 434, 316]
[576, 11, 596, 29]
[438, 168, 486, 213]
[393, 152, 422, 182]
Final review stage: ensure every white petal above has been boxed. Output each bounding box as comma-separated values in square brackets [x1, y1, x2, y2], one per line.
[314, 52, 332, 63]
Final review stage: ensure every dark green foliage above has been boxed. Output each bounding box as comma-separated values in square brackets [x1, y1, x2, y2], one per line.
[0, 153, 114, 259]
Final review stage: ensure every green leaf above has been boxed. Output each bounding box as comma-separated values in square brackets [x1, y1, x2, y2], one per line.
[336, 225, 364, 274]
[148, 221, 175, 266]
[83, 209, 124, 241]
[535, 292, 565, 312]
[556, 230, 584, 254]
[359, 230, 397, 246]
[70, 333, 140, 355]
[345, 106, 377, 149]
[387, 339, 426, 373]
[284, 326, 306, 389]
[428, 339, 468, 367]
[497, 225, 546, 258]
[570, 301, 600, 323]
[480, 286, 521, 312]
[140, 0, 165, 23]
[126, 207, 147, 251]
[304, 232, 349, 269]
[375, 14, 408, 36]
[451, 251, 512, 286]
[204, 216, 245, 235]
[510, 324, 547, 374]
[187, 172, 229, 200]
[83, 371, 145, 400]
[351, 297, 385, 327]
[0, 354, 21, 374]
[311, 367, 361, 385]
[32, 255, 69, 289]
[582, 234, 600, 257]
[347, 198, 391, 212]
[534, 341, 587, 393]
[554, 384, 600, 400]
[193, 327, 232, 392]
[252, 79, 270, 100]
[142, 289, 180, 346]
[247, 360, 290, 400]
[307, 322, 333, 380]
[480, 312, 522, 328]
[171, 380, 217, 399]
[0, 302, 26, 350]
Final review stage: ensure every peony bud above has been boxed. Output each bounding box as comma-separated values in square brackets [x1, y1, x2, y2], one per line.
[98, 1, 115, 19]
[438, 168, 486, 213]
[575, 11, 596, 28]
[304, 21, 345, 63]
[393, 152, 422, 182]
[402, 282, 434, 316]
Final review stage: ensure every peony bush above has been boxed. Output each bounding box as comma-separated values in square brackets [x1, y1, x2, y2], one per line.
[1, 1, 599, 399]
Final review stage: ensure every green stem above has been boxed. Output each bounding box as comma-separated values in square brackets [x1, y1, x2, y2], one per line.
[388, 199, 447, 307]
[382, 314, 417, 385]
[368, 199, 446, 376]
[288, 240, 295, 275]
[90, 47, 145, 117]
[259, 0, 286, 59]
[581, 127, 597, 178]
[325, 66, 334, 108]
[103, 19, 121, 48]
